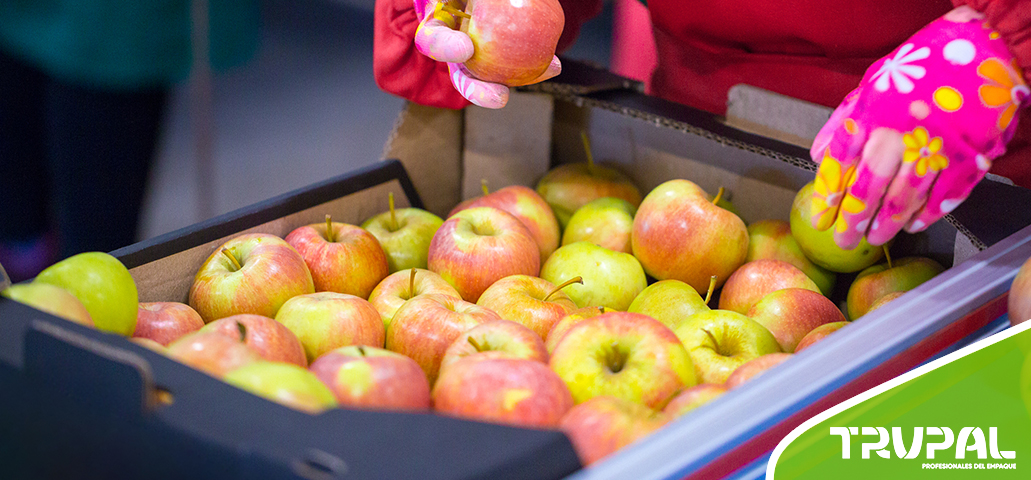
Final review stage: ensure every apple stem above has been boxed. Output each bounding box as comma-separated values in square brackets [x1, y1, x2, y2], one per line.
[604, 341, 627, 373]
[883, 245, 893, 269]
[598, 306, 606, 315]
[325, 214, 336, 243]
[467, 336, 490, 352]
[704, 275, 717, 305]
[389, 192, 399, 232]
[712, 187, 725, 206]
[409, 268, 417, 298]
[481, 179, 490, 197]
[580, 130, 596, 175]
[439, 2, 470, 19]
[358, 346, 366, 357]
[544, 276, 583, 302]
[235, 321, 248, 343]
[701, 328, 720, 351]
[220, 248, 243, 272]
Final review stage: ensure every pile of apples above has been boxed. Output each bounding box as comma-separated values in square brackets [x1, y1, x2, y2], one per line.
[7, 149, 990, 467]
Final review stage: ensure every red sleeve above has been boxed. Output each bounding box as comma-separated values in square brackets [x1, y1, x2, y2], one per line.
[374, 0, 470, 110]
[556, 0, 605, 53]
[953, 0, 1031, 81]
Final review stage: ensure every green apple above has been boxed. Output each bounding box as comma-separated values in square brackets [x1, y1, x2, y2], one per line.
[747, 219, 836, 295]
[789, 182, 884, 273]
[549, 312, 696, 408]
[562, 197, 636, 254]
[627, 280, 709, 331]
[223, 361, 338, 414]
[632, 179, 748, 293]
[847, 256, 944, 320]
[536, 160, 642, 228]
[34, 252, 138, 335]
[540, 242, 647, 311]
[361, 193, 444, 273]
[2, 283, 94, 327]
[673, 309, 781, 384]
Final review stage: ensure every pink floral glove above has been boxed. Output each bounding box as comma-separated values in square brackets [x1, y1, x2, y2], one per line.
[412, 0, 561, 109]
[811, 6, 1029, 249]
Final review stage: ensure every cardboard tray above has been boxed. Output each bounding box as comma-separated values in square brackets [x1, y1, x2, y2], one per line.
[2, 59, 1030, 479]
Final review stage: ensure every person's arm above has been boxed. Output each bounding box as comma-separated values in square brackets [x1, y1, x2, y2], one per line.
[953, 0, 1031, 79]
[373, 0, 602, 110]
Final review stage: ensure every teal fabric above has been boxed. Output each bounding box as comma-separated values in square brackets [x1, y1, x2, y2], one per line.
[0, 0, 260, 88]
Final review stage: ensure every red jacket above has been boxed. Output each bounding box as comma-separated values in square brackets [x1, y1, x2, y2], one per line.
[374, 0, 1031, 187]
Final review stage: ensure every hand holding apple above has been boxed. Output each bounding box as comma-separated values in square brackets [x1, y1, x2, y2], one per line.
[790, 182, 884, 273]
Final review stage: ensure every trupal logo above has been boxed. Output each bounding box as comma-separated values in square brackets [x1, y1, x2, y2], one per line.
[831, 427, 1015, 465]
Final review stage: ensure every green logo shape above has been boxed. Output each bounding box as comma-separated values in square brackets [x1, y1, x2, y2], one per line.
[769, 320, 1031, 479]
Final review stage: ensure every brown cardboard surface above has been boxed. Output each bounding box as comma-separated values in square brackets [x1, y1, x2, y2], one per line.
[462, 92, 554, 199]
[725, 84, 833, 150]
[130, 181, 408, 303]
[381, 103, 463, 218]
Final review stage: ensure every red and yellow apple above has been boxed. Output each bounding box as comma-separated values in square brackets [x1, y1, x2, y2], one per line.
[275, 292, 385, 363]
[794, 321, 849, 352]
[361, 195, 444, 273]
[223, 361, 337, 414]
[790, 182, 884, 273]
[1011, 256, 1031, 326]
[545, 306, 610, 354]
[458, 0, 565, 87]
[725, 353, 793, 389]
[632, 180, 748, 293]
[367, 268, 460, 329]
[662, 383, 727, 417]
[2, 282, 94, 327]
[846, 256, 944, 320]
[747, 288, 847, 352]
[540, 241, 647, 311]
[285, 218, 388, 298]
[747, 219, 836, 295]
[627, 279, 709, 331]
[166, 329, 262, 377]
[536, 162, 642, 228]
[673, 309, 781, 384]
[134, 302, 204, 346]
[200, 314, 308, 367]
[309, 345, 430, 411]
[450, 185, 560, 264]
[562, 197, 636, 254]
[476, 274, 577, 340]
[439, 319, 548, 376]
[719, 259, 822, 315]
[189, 233, 314, 322]
[559, 396, 669, 466]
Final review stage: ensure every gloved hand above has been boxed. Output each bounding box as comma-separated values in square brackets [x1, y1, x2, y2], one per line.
[810, 6, 1029, 249]
[412, 0, 562, 109]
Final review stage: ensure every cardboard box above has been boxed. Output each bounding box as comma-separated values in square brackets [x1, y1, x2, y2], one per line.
[2, 60, 1030, 479]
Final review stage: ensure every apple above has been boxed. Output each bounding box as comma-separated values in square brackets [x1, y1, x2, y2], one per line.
[559, 396, 669, 466]
[540, 241, 647, 311]
[309, 345, 430, 411]
[720, 259, 822, 315]
[275, 292, 385, 363]
[562, 197, 636, 254]
[367, 268, 461, 330]
[361, 193, 444, 273]
[189, 233, 314, 322]
[747, 219, 836, 295]
[545, 306, 610, 354]
[285, 216, 389, 298]
[673, 309, 781, 384]
[476, 274, 578, 340]
[789, 181, 884, 273]
[632, 180, 748, 293]
[747, 288, 847, 353]
[432, 355, 573, 428]
[725, 353, 793, 389]
[794, 321, 849, 352]
[428, 207, 540, 303]
[549, 312, 695, 408]
[662, 383, 727, 417]
[223, 361, 337, 414]
[868, 291, 906, 313]
[166, 328, 262, 377]
[1011, 256, 1031, 326]
[454, 0, 565, 87]
[450, 184, 560, 264]
[130, 337, 165, 352]
[536, 160, 642, 228]
[846, 256, 945, 320]
[2, 283, 94, 327]
[200, 314, 308, 367]
[134, 302, 204, 346]
[385, 293, 502, 383]
[439, 319, 548, 376]
[34, 251, 137, 335]
[627, 279, 710, 332]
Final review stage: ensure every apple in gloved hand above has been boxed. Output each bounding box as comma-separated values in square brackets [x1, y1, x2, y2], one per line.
[790, 182, 883, 273]
[361, 193, 444, 273]
[2, 283, 94, 327]
[34, 251, 137, 335]
[456, 0, 565, 87]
